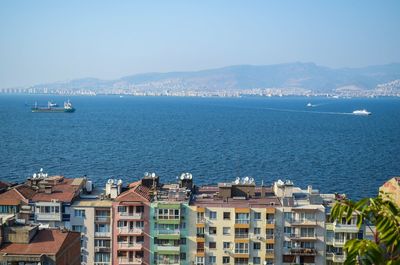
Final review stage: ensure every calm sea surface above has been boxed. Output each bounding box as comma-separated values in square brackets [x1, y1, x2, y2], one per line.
[0, 95, 399, 199]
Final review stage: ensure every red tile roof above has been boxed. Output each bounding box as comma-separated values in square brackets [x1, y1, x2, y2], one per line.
[0, 181, 11, 190]
[0, 185, 35, 206]
[0, 229, 79, 255]
[31, 178, 81, 203]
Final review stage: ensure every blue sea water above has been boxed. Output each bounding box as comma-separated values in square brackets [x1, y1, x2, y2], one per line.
[0, 95, 399, 199]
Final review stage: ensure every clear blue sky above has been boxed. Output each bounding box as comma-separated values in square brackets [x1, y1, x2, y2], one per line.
[1, 0, 399, 88]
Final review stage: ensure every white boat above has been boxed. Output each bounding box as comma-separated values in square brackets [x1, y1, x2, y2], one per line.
[352, 109, 371, 115]
[307, 103, 313, 107]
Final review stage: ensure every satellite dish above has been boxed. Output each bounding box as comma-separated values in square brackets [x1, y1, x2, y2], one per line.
[144, 172, 149, 177]
[180, 174, 184, 180]
[151, 173, 156, 178]
[107, 179, 113, 184]
[40, 168, 43, 172]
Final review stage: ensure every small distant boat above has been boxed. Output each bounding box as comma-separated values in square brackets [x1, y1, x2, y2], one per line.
[307, 103, 313, 107]
[352, 109, 371, 115]
[31, 100, 75, 113]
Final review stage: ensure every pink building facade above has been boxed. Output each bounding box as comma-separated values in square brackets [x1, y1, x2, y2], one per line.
[112, 182, 151, 265]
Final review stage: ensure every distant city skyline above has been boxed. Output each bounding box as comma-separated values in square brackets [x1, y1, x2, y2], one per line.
[1, 0, 400, 89]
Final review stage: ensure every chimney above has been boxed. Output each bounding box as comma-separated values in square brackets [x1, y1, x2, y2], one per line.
[307, 185, 313, 194]
[261, 180, 266, 198]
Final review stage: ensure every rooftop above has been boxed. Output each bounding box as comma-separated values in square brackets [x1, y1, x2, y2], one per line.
[0, 229, 79, 255]
[31, 178, 84, 203]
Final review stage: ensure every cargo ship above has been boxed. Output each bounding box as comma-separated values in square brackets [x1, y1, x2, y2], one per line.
[31, 100, 75, 113]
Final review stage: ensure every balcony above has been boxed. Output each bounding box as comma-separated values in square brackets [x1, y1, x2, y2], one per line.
[288, 248, 318, 256]
[289, 234, 317, 240]
[291, 219, 317, 226]
[156, 262, 180, 265]
[35, 212, 62, 221]
[118, 242, 143, 250]
[157, 229, 180, 235]
[333, 239, 346, 247]
[94, 232, 111, 238]
[266, 219, 275, 224]
[119, 212, 143, 220]
[156, 245, 180, 252]
[235, 219, 250, 224]
[94, 263, 111, 265]
[196, 218, 205, 224]
[334, 223, 359, 233]
[118, 227, 143, 235]
[234, 233, 249, 239]
[95, 216, 111, 223]
[333, 253, 346, 262]
[265, 249, 274, 258]
[94, 246, 111, 252]
[118, 258, 142, 265]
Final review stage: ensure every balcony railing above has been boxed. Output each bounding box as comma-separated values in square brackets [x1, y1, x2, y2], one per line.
[234, 233, 249, 238]
[95, 216, 111, 222]
[94, 246, 111, 252]
[290, 233, 317, 240]
[291, 219, 317, 225]
[118, 258, 142, 265]
[266, 219, 275, 224]
[333, 253, 346, 262]
[196, 218, 205, 224]
[119, 212, 143, 219]
[235, 219, 250, 224]
[94, 262, 111, 265]
[156, 245, 180, 252]
[288, 247, 317, 256]
[157, 229, 180, 235]
[118, 242, 143, 250]
[118, 227, 143, 234]
[94, 232, 111, 237]
[234, 249, 249, 254]
[334, 223, 359, 232]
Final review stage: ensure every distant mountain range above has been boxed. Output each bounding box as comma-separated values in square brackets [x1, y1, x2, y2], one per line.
[8, 62, 400, 96]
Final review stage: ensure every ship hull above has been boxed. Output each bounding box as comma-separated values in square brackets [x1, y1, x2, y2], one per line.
[31, 108, 75, 113]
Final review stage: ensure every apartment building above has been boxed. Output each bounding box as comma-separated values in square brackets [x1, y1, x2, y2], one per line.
[273, 180, 327, 265]
[70, 188, 113, 265]
[113, 177, 152, 265]
[150, 173, 193, 265]
[189, 177, 281, 265]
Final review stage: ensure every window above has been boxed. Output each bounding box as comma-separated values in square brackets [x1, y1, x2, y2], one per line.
[266, 243, 274, 251]
[157, 208, 180, 219]
[300, 227, 315, 238]
[117, 206, 126, 212]
[253, 257, 261, 264]
[223, 227, 230, 235]
[209, 211, 217, 220]
[209, 227, 217, 235]
[283, 240, 292, 248]
[223, 242, 230, 249]
[72, 225, 84, 233]
[209, 242, 216, 249]
[94, 253, 110, 262]
[254, 212, 261, 220]
[284, 226, 292, 235]
[222, 256, 230, 264]
[223, 212, 230, 220]
[74, 209, 85, 218]
[95, 239, 110, 247]
[253, 242, 261, 250]
[254, 227, 260, 235]
[209, 256, 216, 264]
[284, 212, 292, 222]
[235, 242, 249, 254]
[180, 238, 186, 245]
[180, 253, 186, 260]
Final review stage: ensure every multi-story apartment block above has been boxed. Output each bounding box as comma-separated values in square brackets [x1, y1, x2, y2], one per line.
[70, 184, 113, 265]
[113, 178, 151, 265]
[273, 180, 327, 265]
[150, 173, 192, 265]
[190, 177, 281, 265]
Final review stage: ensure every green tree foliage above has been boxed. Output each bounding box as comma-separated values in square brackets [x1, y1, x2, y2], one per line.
[330, 194, 400, 265]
